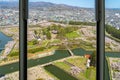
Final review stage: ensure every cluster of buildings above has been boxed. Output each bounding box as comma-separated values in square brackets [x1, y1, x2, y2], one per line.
[28, 8, 95, 24]
[0, 6, 95, 26]
[0, 9, 19, 26]
[1, 6, 120, 30]
[110, 60, 120, 80]
[105, 9, 120, 29]
[0, 72, 19, 80]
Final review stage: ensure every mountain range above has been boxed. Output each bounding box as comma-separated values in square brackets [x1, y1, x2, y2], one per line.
[0, 1, 92, 9]
[0, 1, 18, 8]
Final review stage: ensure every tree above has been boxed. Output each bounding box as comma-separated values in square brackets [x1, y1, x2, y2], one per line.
[46, 31, 51, 39]
[57, 28, 65, 40]
[34, 30, 37, 35]
[32, 39, 38, 45]
[105, 24, 120, 39]
[90, 51, 96, 67]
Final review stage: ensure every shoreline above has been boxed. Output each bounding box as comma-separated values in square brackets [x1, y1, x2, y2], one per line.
[0, 32, 13, 48]
[0, 32, 15, 60]
[0, 41, 16, 61]
[0, 31, 13, 38]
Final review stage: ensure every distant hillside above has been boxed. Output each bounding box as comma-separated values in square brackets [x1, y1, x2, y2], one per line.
[0, 1, 94, 13]
[0, 1, 18, 9]
[0, 1, 92, 10]
[29, 2, 55, 8]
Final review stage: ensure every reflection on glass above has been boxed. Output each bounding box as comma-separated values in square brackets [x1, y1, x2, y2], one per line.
[0, 0, 19, 80]
[27, 0, 96, 80]
[105, 0, 120, 80]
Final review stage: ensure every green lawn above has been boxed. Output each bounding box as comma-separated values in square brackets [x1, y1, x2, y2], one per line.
[65, 31, 80, 39]
[66, 57, 87, 70]
[41, 40, 50, 47]
[54, 62, 71, 71]
[85, 67, 96, 80]
[8, 49, 19, 57]
[53, 57, 96, 80]
[50, 39, 61, 45]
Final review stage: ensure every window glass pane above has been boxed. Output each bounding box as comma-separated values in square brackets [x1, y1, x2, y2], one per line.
[0, 0, 19, 80]
[28, 0, 96, 80]
[105, 0, 120, 80]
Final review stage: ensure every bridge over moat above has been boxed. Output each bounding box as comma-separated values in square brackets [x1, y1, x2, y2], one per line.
[66, 46, 74, 56]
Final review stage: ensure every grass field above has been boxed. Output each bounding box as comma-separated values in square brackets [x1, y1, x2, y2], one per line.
[65, 31, 80, 39]
[54, 62, 71, 71]
[53, 56, 96, 80]
[66, 57, 87, 70]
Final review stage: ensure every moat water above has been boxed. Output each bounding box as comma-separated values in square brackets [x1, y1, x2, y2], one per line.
[0, 32, 12, 53]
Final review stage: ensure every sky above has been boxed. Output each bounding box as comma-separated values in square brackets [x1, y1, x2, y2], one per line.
[29, 0, 120, 8]
[105, 0, 120, 8]
[29, 0, 95, 8]
[0, 0, 120, 8]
